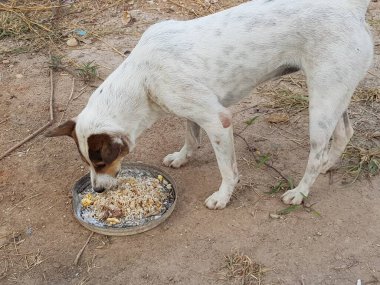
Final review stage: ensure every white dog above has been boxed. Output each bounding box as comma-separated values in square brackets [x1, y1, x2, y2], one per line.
[47, 0, 373, 209]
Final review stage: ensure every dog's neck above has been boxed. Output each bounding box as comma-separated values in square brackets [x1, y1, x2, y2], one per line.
[77, 58, 163, 150]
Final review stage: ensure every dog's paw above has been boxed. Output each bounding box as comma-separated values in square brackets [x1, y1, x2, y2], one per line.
[205, 191, 230, 210]
[281, 188, 307, 205]
[163, 152, 188, 168]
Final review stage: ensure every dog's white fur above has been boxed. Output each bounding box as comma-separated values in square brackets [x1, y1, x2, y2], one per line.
[75, 0, 373, 209]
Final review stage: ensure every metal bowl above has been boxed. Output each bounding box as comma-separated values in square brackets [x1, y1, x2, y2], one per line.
[72, 163, 177, 236]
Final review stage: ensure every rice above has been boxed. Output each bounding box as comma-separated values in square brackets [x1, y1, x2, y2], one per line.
[81, 176, 170, 224]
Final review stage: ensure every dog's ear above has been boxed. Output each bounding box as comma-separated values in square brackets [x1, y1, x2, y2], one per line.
[88, 134, 129, 164]
[45, 119, 76, 137]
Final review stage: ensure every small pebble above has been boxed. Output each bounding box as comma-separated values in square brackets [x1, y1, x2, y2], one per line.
[66, 37, 78, 47]
[2, 59, 10, 64]
[372, 131, 380, 138]
[15, 74, 23, 79]
[269, 213, 280, 219]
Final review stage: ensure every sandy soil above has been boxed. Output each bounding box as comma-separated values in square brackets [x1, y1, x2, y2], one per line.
[1, 1, 380, 284]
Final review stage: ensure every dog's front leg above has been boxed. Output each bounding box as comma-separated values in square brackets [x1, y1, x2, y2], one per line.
[163, 120, 201, 168]
[202, 121, 239, 209]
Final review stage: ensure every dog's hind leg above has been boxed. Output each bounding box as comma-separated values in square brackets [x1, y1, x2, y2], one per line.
[163, 120, 201, 168]
[282, 80, 356, 205]
[320, 111, 354, 174]
[282, 23, 372, 205]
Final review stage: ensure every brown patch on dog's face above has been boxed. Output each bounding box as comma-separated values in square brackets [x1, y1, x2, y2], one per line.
[87, 134, 129, 177]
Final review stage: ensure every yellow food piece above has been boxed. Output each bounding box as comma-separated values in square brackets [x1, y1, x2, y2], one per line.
[81, 198, 93, 207]
[106, 217, 120, 224]
[157, 175, 163, 182]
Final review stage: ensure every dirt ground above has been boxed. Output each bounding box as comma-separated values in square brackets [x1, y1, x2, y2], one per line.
[1, 1, 380, 284]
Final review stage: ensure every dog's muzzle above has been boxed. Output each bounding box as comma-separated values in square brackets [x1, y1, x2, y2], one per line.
[90, 169, 118, 193]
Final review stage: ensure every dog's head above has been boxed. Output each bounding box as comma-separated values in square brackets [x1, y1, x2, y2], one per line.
[45, 119, 130, 193]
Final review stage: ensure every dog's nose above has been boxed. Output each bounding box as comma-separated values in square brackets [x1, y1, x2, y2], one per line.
[93, 186, 105, 193]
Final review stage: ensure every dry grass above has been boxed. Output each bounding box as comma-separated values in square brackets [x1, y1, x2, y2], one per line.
[263, 89, 309, 114]
[342, 145, 380, 183]
[219, 251, 267, 285]
[0, 0, 248, 55]
[260, 82, 380, 184]
[0, 0, 124, 54]
[0, 232, 45, 282]
[353, 88, 380, 105]
[162, 0, 246, 17]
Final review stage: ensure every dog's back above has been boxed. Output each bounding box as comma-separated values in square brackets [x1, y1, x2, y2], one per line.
[133, 0, 372, 106]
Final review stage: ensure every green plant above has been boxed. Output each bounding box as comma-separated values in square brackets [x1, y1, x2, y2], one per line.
[76, 61, 99, 83]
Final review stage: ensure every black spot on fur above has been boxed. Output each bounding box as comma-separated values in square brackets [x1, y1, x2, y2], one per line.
[343, 111, 350, 128]
[310, 141, 318, 149]
[318, 121, 328, 130]
[223, 46, 235, 56]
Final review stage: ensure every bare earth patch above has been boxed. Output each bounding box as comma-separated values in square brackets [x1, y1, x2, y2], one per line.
[0, 0, 379, 284]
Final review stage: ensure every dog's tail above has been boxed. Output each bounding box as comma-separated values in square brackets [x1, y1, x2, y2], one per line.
[347, 0, 371, 14]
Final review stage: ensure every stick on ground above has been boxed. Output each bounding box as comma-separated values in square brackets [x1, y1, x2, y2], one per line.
[58, 77, 75, 124]
[0, 117, 9, 125]
[234, 133, 290, 183]
[74, 232, 94, 266]
[6, 193, 42, 212]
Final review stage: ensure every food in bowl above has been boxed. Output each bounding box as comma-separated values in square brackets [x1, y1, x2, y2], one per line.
[80, 175, 172, 225]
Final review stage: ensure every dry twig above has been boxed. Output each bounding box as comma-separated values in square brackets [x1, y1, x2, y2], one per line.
[0, 117, 9, 125]
[92, 33, 127, 58]
[6, 193, 42, 212]
[58, 77, 75, 124]
[368, 71, 380, 80]
[74, 232, 94, 266]
[167, 0, 198, 16]
[234, 133, 290, 183]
